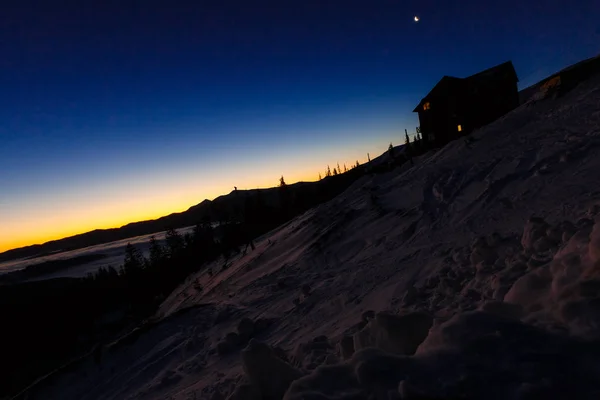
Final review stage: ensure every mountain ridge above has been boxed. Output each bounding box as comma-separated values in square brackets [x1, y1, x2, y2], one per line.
[0, 177, 363, 264]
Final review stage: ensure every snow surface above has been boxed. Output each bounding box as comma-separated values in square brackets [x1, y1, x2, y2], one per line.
[21, 74, 600, 399]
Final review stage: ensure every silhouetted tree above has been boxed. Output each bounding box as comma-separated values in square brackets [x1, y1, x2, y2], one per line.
[388, 142, 394, 158]
[337, 162, 341, 174]
[326, 165, 331, 177]
[367, 153, 371, 162]
[193, 222, 216, 254]
[278, 175, 292, 219]
[355, 160, 360, 168]
[344, 164, 348, 172]
[93, 265, 119, 282]
[318, 173, 322, 180]
[148, 235, 163, 268]
[105, 266, 119, 279]
[405, 130, 414, 165]
[165, 228, 184, 258]
[123, 243, 145, 276]
[183, 232, 194, 248]
[333, 167, 338, 176]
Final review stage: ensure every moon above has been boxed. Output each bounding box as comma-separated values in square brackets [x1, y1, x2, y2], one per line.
[414, 16, 420, 22]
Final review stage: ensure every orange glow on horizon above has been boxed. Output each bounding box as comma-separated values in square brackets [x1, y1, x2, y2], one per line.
[1, 143, 378, 254]
[0, 203, 198, 254]
[0, 170, 325, 254]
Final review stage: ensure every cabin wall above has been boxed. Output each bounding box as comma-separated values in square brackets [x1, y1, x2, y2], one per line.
[417, 77, 518, 148]
[418, 90, 470, 147]
[469, 78, 519, 129]
[418, 101, 452, 146]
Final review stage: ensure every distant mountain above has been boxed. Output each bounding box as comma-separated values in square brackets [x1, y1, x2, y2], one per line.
[0, 175, 361, 264]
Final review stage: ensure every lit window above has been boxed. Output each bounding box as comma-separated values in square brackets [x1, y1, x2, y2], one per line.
[457, 124, 462, 132]
[423, 102, 431, 110]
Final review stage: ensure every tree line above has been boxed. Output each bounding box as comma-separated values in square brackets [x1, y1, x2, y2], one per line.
[0, 129, 428, 398]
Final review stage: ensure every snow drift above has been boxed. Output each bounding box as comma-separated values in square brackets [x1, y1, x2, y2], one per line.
[21, 72, 600, 399]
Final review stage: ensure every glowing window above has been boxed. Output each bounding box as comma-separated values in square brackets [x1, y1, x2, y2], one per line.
[423, 102, 431, 110]
[457, 124, 462, 132]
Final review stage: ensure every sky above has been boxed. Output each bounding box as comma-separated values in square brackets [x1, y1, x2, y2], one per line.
[1, 0, 599, 253]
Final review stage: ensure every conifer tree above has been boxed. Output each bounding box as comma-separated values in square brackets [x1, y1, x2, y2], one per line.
[278, 175, 291, 219]
[333, 167, 338, 176]
[405, 129, 414, 165]
[123, 243, 145, 276]
[148, 235, 163, 267]
[165, 228, 184, 258]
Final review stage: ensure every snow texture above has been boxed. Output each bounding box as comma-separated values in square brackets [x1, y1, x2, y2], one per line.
[22, 73, 600, 399]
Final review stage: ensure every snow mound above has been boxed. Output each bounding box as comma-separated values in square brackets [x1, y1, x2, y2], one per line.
[284, 363, 364, 400]
[240, 339, 304, 399]
[505, 217, 600, 339]
[352, 311, 432, 356]
[292, 335, 337, 371]
[287, 311, 600, 400]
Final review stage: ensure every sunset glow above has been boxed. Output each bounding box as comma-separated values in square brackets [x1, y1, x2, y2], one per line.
[1, 0, 598, 255]
[0, 130, 397, 253]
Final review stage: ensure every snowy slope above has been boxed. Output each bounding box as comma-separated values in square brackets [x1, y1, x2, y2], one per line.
[22, 73, 600, 400]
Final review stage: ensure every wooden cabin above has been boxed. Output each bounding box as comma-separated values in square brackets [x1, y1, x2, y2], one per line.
[414, 61, 519, 147]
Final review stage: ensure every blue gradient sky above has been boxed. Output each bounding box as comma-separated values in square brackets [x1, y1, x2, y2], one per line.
[1, 0, 599, 251]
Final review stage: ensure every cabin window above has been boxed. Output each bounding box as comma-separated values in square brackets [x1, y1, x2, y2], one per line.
[423, 102, 431, 110]
[457, 124, 462, 132]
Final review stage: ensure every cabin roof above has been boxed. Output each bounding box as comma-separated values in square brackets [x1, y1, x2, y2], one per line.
[412, 76, 462, 112]
[413, 61, 518, 112]
[465, 61, 518, 84]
